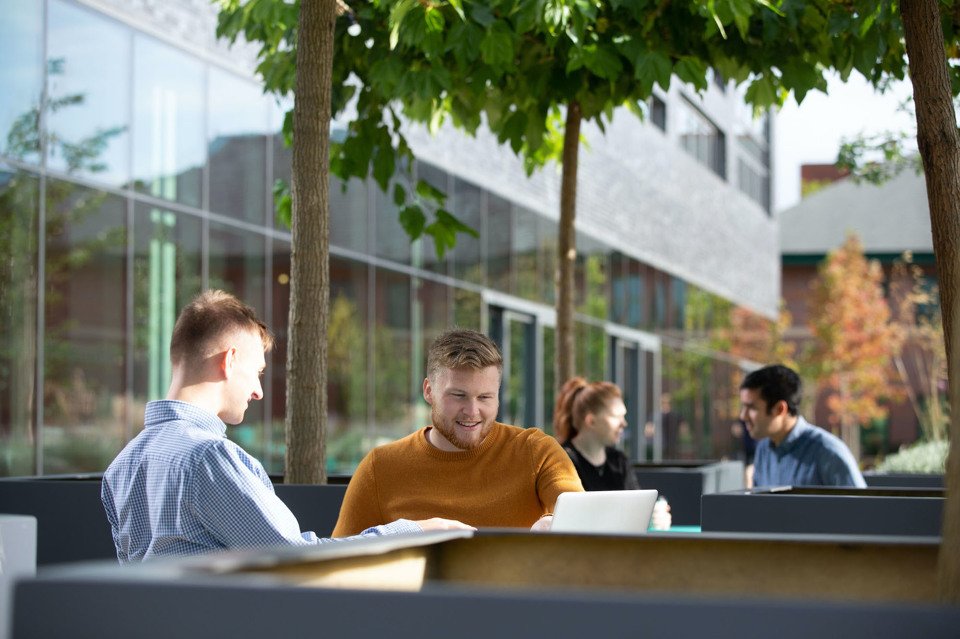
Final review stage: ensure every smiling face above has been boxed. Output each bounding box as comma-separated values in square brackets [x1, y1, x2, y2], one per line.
[219, 329, 266, 425]
[423, 365, 500, 451]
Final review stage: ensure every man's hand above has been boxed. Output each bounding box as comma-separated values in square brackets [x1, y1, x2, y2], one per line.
[529, 514, 553, 532]
[414, 517, 476, 532]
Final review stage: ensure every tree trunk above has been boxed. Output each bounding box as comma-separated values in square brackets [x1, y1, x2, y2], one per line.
[286, 0, 336, 484]
[555, 102, 581, 388]
[900, 0, 960, 602]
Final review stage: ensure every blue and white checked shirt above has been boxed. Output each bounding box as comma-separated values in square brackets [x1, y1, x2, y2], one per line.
[102, 400, 421, 562]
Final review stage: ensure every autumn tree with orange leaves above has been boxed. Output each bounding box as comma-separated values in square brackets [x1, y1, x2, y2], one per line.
[806, 233, 903, 461]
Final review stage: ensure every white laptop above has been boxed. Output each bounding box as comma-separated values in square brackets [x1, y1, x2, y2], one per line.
[550, 489, 659, 534]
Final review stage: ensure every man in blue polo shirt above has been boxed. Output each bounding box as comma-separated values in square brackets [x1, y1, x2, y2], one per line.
[739, 365, 865, 488]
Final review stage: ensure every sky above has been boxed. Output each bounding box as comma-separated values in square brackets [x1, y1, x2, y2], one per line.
[773, 71, 917, 213]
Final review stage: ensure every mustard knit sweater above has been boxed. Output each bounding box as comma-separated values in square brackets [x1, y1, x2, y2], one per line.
[333, 422, 584, 536]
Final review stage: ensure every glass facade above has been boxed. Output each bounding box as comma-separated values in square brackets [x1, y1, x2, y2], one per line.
[0, 0, 769, 476]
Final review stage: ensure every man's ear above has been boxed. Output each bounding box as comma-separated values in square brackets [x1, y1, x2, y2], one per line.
[422, 377, 433, 405]
[220, 346, 237, 379]
[773, 399, 789, 417]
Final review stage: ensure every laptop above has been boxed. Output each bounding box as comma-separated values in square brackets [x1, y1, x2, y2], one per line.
[550, 489, 659, 534]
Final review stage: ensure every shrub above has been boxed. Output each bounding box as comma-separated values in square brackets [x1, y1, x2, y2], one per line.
[874, 439, 948, 474]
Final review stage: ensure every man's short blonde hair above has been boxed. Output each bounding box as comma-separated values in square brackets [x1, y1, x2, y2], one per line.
[170, 290, 273, 366]
[426, 329, 502, 381]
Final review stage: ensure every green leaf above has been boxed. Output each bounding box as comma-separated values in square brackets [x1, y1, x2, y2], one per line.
[633, 50, 672, 92]
[415, 179, 447, 204]
[424, 6, 445, 33]
[393, 183, 406, 207]
[674, 57, 708, 92]
[744, 73, 777, 108]
[435, 208, 479, 238]
[372, 144, 396, 190]
[447, 0, 466, 21]
[480, 22, 515, 68]
[273, 178, 291, 229]
[399, 205, 427, 240]
[469, 2, 496, 27]
[389, 0, 418, 49]
[583, 44, 623, 80]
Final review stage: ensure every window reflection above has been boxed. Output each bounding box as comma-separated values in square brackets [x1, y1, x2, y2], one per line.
[47, 0, 130, 186]
[133, 35, 204, 207]
[416, 162, 449, 275]
[374, 179, 411, 264]
[0, 0, 43, 164]
[327, 257, 371, 473]
[677, 98, 726, 179]
[208, 68, 269, 224]
[330, 176, 369, 253]
[44, 180, 126, 473]
[537, 215, 558, 305]
[131, 205, 201, 416]
[209, 221, 267, 457]
[512, 203, 538, 300]
[451, 177, 483, 285]
[373, 269, 412, 441]
[485, 192, 512, 293]
[576, 233, 608, 319]
[0, 166, 39, 475]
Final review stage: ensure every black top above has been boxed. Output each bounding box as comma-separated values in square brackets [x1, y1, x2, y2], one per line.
[563, 443, 640, 491]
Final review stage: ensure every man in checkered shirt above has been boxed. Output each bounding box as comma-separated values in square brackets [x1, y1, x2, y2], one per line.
[102, 290, 471, 562]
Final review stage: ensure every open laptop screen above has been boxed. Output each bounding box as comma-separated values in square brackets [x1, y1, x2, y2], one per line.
[551, 489, 659, 534]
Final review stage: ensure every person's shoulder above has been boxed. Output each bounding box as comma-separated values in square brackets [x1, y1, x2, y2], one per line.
[359, 429, 425, 462]
[605, 446, 629, 463]
[502, 423, 555, 445]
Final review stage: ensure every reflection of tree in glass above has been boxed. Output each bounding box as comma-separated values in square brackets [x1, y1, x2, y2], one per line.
[4, 58, 126, 171]
[327, 294, 367, 429]
[3, 58, 126, 472]
[0, 170, 38, 475]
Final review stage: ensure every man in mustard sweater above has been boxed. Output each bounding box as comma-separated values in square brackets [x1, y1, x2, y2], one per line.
[333, 329, 584, 536]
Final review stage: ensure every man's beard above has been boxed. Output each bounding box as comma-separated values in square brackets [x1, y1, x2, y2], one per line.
[431, 404, 492, 450]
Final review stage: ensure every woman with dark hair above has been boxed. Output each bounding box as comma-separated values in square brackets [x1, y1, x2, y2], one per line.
[554, 377, 671, 529]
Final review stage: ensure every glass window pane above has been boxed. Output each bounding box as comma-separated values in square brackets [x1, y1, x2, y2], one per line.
[512, 204, 538, 300]
[268, 238, 291, 474]
[208, 222, 267, 458]
[132, 205, 202, 413]
[327, 257, 370, 474]
[47, 0, 131, 186]
[0, 1, 43, 163]
[575, 322, 606, 382]
[416, 163, 449, 275]
[451, 177, 483, 285]
[373, 269, 411, 441]
[538, 215, 558, 305]
[132, 35, 204, 207]
[0, 166, 39, 475]
[452, 287, 481, 330]
[576, 233, 608, 320]
[486, 193, 512, 293]
[374, 181, 411, 264]
[330, 177, 368, 253]
[208, 68, 269, 224]
[542, 325, 556, 427]
[43, 180, 127, 473]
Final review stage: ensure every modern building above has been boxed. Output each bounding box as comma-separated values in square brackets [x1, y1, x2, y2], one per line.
[780, 166, 937, 454]
[0, 0, 778, 477]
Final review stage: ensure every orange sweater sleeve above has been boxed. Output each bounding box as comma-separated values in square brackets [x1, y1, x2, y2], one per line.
[534, 434, 584, 512]
[332, 450, 383, 537]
